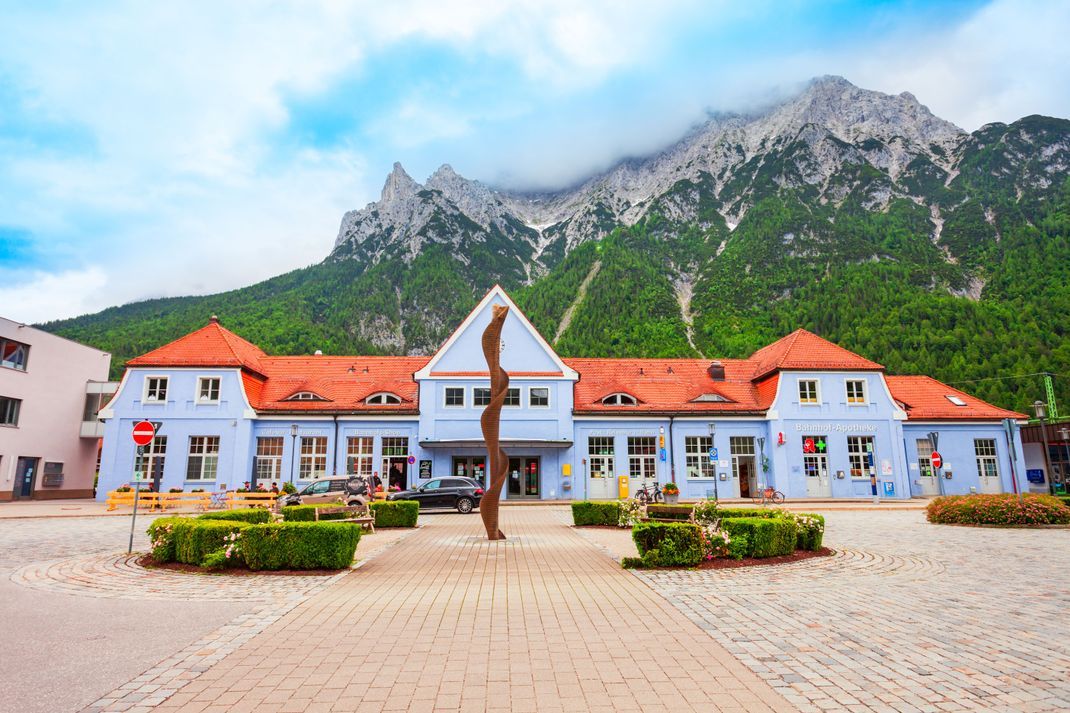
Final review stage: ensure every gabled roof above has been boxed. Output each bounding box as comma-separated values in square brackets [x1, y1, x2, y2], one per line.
[885, 376, 1027, 421]
[127, 317, 266, 375]
[566, 358, 769, 414]
[750, 329, 883, 380]
[248, 356, 429, 413]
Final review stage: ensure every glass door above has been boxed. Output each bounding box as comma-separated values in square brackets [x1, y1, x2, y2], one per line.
[14, 457, 37, 500]
[507, 457, 540, 499]
[802, 435, 831, 497]
[452, 456, 487, 486]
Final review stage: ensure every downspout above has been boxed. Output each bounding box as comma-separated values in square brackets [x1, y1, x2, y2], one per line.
[332, 415, 340, 476]
[668, 415, 676, 483]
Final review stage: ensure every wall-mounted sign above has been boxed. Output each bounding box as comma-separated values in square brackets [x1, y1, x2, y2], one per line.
[562, 463, 571, 477]
[881, 459, 892, 476]
[418, 460, 432, 479]
[1026, 468, 1045, 483]
[794, 423, 878, 433]
[882, 481, 895, 497]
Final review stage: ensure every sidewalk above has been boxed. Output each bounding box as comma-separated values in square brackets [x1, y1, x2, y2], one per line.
[0, 498, 203, 519]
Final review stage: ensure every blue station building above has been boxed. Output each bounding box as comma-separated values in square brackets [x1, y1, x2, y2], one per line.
[96, 286, 1030, 501]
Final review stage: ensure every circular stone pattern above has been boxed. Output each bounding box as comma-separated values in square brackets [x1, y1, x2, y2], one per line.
[635, 547, 945, 595]
[10, 552, 349, 602]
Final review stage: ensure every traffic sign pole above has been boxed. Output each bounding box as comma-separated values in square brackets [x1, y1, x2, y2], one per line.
[128, 422, 156, 555]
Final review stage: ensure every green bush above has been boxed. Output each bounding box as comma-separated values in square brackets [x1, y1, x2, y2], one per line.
[787, 513, 825, 551]
[727, 533, 749, 560]
[631, 522, 703, 567]
[926, 493, 1070, 526]
[199, 509, 272, 524]
[174, 520, 253, 565]
[645, 504, 693, 521]
[280, 504, 350, 522]
[716, 508, 781, 520]
[571, 501, 621, 526]
[721, 518, 797, 558]
[146, 516, 188, 562]
[370, 500, 419, 528]
[241, 522, 361, 570]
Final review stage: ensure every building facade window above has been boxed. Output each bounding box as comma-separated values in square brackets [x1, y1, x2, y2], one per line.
[916, 438, 934, 477]
[137, 436, 167, 481]
[444, 387, 465, 407]
[588, 437, 614, 479]
[798, 379, 819, 404]
[347, 436, 374, 477]
[503, 388, 521, 407]
[845, 379, 867, 404]
[974, 439, 999, 479]
[185, 436, 220, 481]
[365, 392, 401, 405]
[529, 387, 550, 407]
[730, 436, 757, 481]
[627, 436, 656, 480]
[847, 436, 875, 478]
[685, 436, 715, 478]
[602, 393, 637, 406]
[286, 391, 326, 401]
[0, 338, 29, 371]
[83, 393, 107, 421]
[197, 377, 221, 403]
[0, 396, 21, 426]
[144, 376, 168, 403]
[299, 437, 328, 480]
[255, 437, 284, 482]
[473, 387, 490, 406]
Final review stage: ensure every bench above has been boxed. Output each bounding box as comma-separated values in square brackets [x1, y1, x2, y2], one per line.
[106, 489, 167, 511]
[314, 505, 375, 532]
[160, 492, 212, 511]
[226, 492, 279, 510]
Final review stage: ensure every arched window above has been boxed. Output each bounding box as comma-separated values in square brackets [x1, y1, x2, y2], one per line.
[601, 393, 638, 406]
[284, 391, 327, 402]
[365, 392, 402, 405]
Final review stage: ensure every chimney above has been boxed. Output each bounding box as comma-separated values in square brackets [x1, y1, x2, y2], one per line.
[208, 315, 220, 324]
[708, 361, 726, 381]
[314, 350, 323, 356]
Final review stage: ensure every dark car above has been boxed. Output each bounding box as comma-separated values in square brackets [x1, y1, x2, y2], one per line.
[388, 477, 484, 513]
[277, 475, 369, 508]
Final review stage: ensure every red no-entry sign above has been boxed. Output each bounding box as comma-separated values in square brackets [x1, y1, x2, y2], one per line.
[930, 451, 943, 470]
[132, 420, 156, 446]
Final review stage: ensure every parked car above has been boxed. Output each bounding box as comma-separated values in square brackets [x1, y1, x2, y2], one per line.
[388, 477, 484, 513]
[277, 475, 369, 508]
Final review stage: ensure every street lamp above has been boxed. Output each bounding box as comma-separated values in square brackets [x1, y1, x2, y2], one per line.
[289, 424, 299, 484]
[1035, 401, 1055, 495]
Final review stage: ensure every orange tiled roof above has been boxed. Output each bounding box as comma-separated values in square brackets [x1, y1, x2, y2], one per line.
[750, 329, 883, 380]
[249, 356, 429, 412]
[127, 318, 266, 375]
[886, 376, 1027, 421]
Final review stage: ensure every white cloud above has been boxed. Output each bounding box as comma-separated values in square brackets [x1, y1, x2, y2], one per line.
[0, 267, 110, 324]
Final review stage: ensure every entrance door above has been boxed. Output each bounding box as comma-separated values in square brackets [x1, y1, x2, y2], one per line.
[452, 456, 487, 486]
[626, 436, 658, 498]
[975, 439, 1002, 494]
[801, 436, 831, 497]
[916, 438, 939, 496]
[736, 458, 756, 499]
[587, 437, 616, 499]
[382, 458, 408, 491]
[14, 457, 38, 499]
[507, 457, 540, 499]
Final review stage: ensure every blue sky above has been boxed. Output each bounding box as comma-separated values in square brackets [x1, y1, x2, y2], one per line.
[1, 0, 1068, 323]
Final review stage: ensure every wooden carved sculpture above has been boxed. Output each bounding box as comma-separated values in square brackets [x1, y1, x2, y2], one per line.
[479, 304, 509, 540]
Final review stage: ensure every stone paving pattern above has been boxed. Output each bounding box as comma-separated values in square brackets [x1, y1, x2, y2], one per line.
[578, 510, 1070, 712]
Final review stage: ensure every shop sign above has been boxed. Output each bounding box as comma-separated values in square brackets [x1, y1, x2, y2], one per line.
[1026, 469, 1045, 483]
[419, 460, 432, 479]
[794, 423, 877, 433]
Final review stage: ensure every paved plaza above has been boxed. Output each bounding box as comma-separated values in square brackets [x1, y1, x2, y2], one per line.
[2, 506, 1069, 712]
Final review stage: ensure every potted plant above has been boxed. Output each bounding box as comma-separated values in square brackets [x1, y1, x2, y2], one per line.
[663, 481, 680, 504]
[373, 484, 387, 500]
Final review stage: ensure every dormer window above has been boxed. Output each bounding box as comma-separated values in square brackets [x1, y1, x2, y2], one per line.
[945, 395, 967, 407]
[285, 391, 327, 402]
[601, 393, 638, 406]
[366, 392, 402, 405]
[691, 393, 732, 403]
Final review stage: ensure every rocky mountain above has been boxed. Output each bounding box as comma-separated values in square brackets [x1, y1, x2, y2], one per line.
[44, 76, 1070, 413]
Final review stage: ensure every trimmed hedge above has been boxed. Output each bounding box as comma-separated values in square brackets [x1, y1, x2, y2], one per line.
[791, 513, 826, 551]
[721, 517, 797, 558]
[370, 500, 419, 528]
[198, 509, 272, 524]
[147, 516, 187, 562]
[715, 508, 782, 520]
[926, 493, 1070, 526]
[241, 522, 362, 570]
[174, 520, 253, 565]
[645, 504, 693, 521]
[630, 522, 703, 567]
[571, 501, 621, 526]
[281, 504, 350, 522]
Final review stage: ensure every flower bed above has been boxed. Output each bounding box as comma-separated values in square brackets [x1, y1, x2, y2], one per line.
[926, 493, 1070, 526]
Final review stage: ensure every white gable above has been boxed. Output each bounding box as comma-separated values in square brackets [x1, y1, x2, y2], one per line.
[415, 286, 578, 380]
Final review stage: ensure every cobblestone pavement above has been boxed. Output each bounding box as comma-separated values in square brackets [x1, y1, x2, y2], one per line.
[578, 510, 1070, 713]
[136, 508, 788, 713]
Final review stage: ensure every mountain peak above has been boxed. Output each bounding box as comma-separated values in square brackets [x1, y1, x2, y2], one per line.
[381, 162, 420, 204]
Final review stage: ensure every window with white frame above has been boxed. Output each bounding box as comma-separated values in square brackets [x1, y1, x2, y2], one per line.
[347, 436, 373, 477]
[137, 436, 167, 481]
[365, 392, 401, 405]
[601, 393, 638, 406]
[916, 438, 934, 477]
[381, 437, 408, 457]
[946, 395, 967, 406]
[255, 437, 283, 482]
[299, 436, 328, 479]
[473, 387, 491, 406]
[1, 396, 21, 426]
[0, 338, 29, 371]
[197, 377, 221, 403]
[285, 391, 327, 401]
[685, 436, 715, 478]
[144, 376, 168, 403]
[588, 437, 614, 479]
[529, 387, 549, 407]
[185, 436, 220, 480]
[845, 379, 866, 404]
[627, 436, 656, 480]
[798, 379, 819, 404]
[503, 388, 520, 407]
[847, 436, 875, 478]
[974, 439, 999, 479]
[444, 387, 465, 407]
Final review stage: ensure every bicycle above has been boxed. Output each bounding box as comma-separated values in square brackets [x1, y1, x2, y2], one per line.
[633, 481, 663, 504]
[753, 485, 785, 505]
